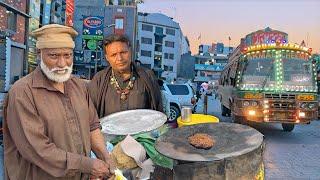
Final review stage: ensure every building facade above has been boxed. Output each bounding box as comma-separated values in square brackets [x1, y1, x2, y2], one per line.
[199, 42, 233, 56]
[176, 36, 192, 80]
[72, 0, 137, 79]
[181, 35, 190, 55]
[193, 51, 227, 88]
[137, 12, 183, 81]
[0, 0, 71, 90]
[42, 0, 67, 26]
[0, 0, 29, 92]
[27, 0, 41, 71]
[28, 0, 71, 71]
[104, 4, 137, 59]
[198, 44, 211, 55]
[194, 53, 224, 83]
[178, 52, 195, 80]
[194, 42, 233, 86]
[72, 0, 105, 78]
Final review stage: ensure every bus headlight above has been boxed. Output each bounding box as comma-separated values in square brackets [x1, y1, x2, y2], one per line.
[300, 102, 308, 109]
[298, 112, 306, 118]
[300, 102, 316, 109]
[243, 101, 250, 107]
[251, 101, 259, 106]
[248, 110, 256, 116]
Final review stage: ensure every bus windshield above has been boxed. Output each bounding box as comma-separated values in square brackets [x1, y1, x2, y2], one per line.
[240, 58, 276, 89]
[282, 58, 315, 88]
[239, 57, 316, 91]
[282, 58, 316, 91]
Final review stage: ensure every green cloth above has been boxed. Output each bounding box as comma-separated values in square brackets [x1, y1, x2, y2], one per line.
[110, 125, 174, 169]
[133, 133, 173, 169]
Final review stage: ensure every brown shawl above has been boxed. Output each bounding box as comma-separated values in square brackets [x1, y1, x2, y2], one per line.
[88, 65, 163, 118]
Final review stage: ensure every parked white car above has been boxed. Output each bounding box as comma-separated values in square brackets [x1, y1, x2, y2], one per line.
[160, 82, 196, 122]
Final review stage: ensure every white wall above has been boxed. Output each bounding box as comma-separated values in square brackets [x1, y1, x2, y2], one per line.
[181, 36, 190, 55]
[137, 23, 154, 67]
[137, 13, 184, 80]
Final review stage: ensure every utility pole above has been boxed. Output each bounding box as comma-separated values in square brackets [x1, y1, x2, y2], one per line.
[204, 94, 208, 115]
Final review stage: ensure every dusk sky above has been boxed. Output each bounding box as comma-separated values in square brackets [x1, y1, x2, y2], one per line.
[138, 0, 320, 55]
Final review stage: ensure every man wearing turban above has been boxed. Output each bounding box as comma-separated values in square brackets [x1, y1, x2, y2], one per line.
[3, 24, 114, 180]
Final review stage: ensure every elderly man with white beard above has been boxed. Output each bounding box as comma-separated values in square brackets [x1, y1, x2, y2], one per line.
[3, 24, 114, 180]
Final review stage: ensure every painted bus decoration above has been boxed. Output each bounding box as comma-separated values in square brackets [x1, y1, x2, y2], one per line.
[217, 27, 317, 132]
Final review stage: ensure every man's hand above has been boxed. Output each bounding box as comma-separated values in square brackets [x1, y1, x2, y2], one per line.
[90, 129, 116, 177]
[103, 153, 116, 174]
[91, 159, 113, 178]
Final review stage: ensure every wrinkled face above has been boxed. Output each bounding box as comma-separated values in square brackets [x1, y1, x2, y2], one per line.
[105, 41, 131, 73]
[39, 48, 73, 83]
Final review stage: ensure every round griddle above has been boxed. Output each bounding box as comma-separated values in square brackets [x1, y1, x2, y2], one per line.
[100, 109, 167, 135]
[155, 122, 264, 162]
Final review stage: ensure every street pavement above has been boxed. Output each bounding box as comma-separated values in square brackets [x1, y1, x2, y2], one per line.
[195, 95, 320, 180]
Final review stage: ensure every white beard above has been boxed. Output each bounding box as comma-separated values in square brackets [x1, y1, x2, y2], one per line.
[40, 60, 73, 83]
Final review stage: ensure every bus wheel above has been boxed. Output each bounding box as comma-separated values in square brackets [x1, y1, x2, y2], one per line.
[221, 105, 228, 116]
[282, 123, 295, 132]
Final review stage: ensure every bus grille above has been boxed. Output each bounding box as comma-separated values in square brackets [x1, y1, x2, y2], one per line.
[265, 93, 296, 100]
[265, 93, 296, 110]
[271, 101, 296, 110]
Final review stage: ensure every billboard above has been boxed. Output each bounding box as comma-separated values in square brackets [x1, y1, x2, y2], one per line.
[82, 16, 104, 51]
[83, 16, 104, 36]
[252, 32, 287, 45]
[245, 28, 288, 46]
[82, 39, 103, 51]
[66, 0, 74, 26]
[28, 0, 41, 70]
[195, 64, 224, 72]
[28, 0, 40, 32]
[29, 0, 41, 19]
[43, 0, 52, 24]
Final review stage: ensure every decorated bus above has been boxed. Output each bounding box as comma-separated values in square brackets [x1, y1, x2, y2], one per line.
[218, 28, 318, 132]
